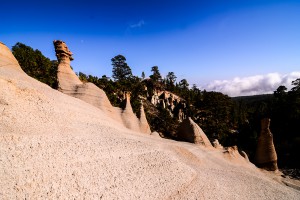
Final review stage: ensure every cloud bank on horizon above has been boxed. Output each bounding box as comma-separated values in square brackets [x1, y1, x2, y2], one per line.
[202, 72, 300, 97]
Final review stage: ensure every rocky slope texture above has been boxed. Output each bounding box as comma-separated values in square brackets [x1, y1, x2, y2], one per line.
[255, 118, 278, 171]
[1, 42, 299, 199]
[53, 40, 150, 134]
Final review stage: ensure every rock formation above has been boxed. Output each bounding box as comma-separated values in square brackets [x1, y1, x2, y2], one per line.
[150, 131, 161, 137]
[223, 146, 250, 164]
[53, 40, 81, 93]
[240, 151, 250, 162]
[212, 139, 223, 149]
[0, 42, 23, 72]
[177, 117, 212, 147]
[1, 42, 299, 199]
[139, 102, 151, 134]
[121, 92, 141, 132]
[255, 118, 278, 171]
[149, 90, 187, 121]
[53, 40, 151, 134]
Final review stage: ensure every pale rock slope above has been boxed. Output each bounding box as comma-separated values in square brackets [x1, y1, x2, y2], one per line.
[1, 42, 299, 199]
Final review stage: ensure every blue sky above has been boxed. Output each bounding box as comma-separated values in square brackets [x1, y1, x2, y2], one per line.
[1, 0, 300, 96]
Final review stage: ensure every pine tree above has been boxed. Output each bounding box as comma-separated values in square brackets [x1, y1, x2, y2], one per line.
[111, 55, 132, 81]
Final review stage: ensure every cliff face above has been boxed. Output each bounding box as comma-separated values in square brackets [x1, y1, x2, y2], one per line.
[53, 40, 151, 134]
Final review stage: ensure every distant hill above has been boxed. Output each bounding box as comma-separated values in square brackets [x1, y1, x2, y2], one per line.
[232, 94, 274, 103]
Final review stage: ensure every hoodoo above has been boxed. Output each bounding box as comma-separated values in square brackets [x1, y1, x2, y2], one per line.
[53, 40, 81, 93]
[53, 40, 125, 125]
[139, 102, 151, 134]
[53, 40, 151, 134]
[177, 117, 212, 147]
[121, 92, 141, 132]
[1, 41, 299, 199]
[255, 118, 278, 171]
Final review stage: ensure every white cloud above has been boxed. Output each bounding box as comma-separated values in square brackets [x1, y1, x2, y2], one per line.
[201, 72, 300, 97]
[129, 20, 145, 28]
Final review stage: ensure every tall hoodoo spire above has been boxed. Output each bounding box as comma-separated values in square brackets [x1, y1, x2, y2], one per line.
[53, 40, 81, 93]
[139, 101, 151, 134]
[52, 40, 151, 134]
[53, 40, 74, 62]
[255, 118, 278, 171]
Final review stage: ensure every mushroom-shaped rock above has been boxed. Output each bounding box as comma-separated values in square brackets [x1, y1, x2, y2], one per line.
[177, 117, 212, 147]
[255, 118, 278, 171]
[53, 40, 81, 93]
[53, 40, 124, 125]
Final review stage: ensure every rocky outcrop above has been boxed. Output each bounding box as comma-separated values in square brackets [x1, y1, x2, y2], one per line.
[240, 151, 250, 162]
[255, 118, 278, 171]
[53, 40, 151, 134]
[139, 102, 151, 134]
[212, 139, 223, 149]
[53, 40, 124, 125]
[177, 117, 212, 147]
[121, 92, 141, 132]
[223, 146, 250, 164]
[150, 90, 187, 121]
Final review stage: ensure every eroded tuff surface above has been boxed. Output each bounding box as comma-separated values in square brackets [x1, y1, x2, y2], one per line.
[1, 42, 299, 199]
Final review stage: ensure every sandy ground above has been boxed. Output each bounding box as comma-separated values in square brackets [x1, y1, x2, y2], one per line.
[1, 56, 300, 199]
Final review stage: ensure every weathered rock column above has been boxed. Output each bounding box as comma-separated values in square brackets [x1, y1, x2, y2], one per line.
[139, 102, 151, 134]
[121, 92, 141, 132]
[255, 118, 278, 171]
[53, 40, 82, 93]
